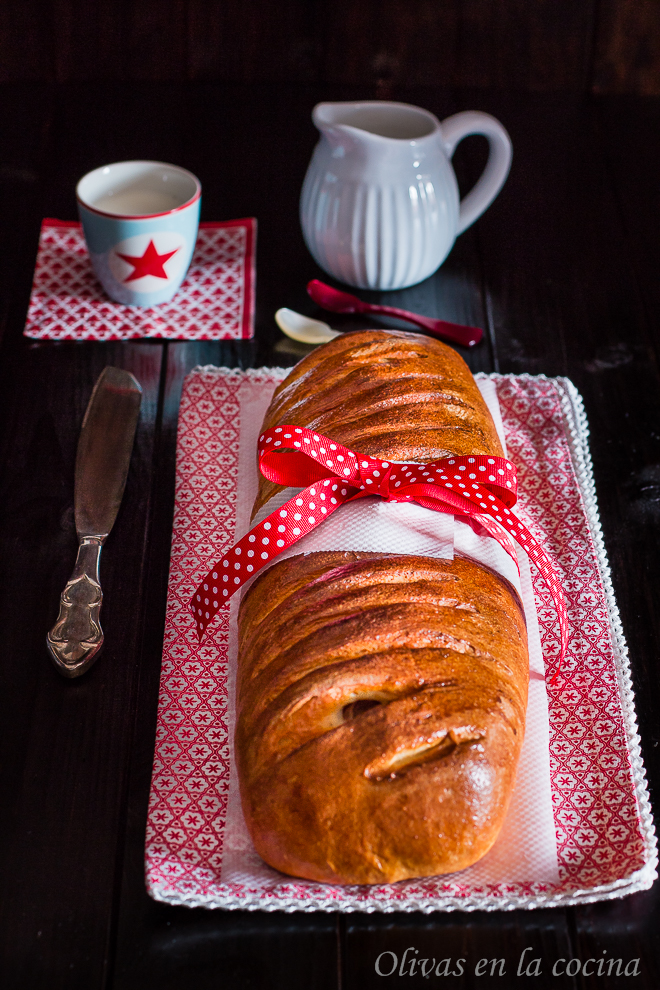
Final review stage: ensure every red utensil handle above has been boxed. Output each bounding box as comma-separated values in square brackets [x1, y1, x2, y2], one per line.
[367, 304, 483, 348]
[307, 279, 483, 347]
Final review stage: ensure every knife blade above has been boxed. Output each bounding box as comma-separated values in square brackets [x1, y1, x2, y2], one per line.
[47, 367, 142, 678]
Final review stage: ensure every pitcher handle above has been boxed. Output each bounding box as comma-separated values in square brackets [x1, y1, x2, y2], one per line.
[441, 111, 512, 235]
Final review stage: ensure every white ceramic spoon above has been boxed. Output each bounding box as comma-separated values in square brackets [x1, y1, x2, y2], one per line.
[275, 307, 340, 345]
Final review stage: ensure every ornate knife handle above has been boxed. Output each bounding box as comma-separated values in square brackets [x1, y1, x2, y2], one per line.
[47, 537, 105, 678]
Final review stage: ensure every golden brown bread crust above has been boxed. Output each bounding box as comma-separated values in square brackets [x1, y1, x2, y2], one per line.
[253, 329, 504, 516]
[237, 553, 528, 884]
[237, 329, 528, 884]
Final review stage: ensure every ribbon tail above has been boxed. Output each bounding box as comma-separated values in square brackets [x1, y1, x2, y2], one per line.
[474, 500, 567, 683]
[514, 522, 568, 685]
[469, 500, 567, 683]
[470, 513, 520, 571]
[190, 478, 354, 639]
[409, 483, 567, 681]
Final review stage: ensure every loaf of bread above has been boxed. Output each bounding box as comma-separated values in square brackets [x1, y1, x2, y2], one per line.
[236, 330, 529, 885]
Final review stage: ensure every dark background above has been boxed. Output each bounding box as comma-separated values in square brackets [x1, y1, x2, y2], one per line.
[1, 0, 660, 95]
[2, 2, 660, 989]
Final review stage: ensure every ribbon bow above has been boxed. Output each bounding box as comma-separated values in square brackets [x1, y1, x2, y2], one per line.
[190, 425, 567, 676]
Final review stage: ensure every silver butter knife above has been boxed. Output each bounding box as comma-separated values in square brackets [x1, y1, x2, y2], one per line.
[47, 366, 142, 678]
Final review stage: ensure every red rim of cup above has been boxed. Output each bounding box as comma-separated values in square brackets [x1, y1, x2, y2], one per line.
[76, 161, 202, 221]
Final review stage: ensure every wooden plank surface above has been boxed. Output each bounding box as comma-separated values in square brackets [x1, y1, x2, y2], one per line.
[0, 81, 659, 988]
[0, 335, 164, 989]
[2, 1, 660, 96]
[593, 1, 660, 95]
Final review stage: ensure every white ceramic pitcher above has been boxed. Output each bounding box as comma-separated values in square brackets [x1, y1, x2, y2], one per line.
[300, 101, 512, 291]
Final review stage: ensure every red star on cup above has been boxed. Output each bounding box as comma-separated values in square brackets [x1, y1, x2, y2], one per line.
[116, 239, 180, 282]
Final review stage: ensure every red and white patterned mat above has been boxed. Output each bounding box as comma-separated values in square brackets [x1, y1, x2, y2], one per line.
[24, 218, 256, 341]
[145, 367, 656, 912]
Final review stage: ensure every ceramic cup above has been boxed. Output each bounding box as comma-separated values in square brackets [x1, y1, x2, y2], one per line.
[76, 160, 201, 306]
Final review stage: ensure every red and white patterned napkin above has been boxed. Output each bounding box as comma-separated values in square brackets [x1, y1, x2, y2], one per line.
[24, 218, 256, 341]
[145, 368, 656, 912]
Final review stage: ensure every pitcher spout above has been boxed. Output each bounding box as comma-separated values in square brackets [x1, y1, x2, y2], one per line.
[312, 101, 440, 144]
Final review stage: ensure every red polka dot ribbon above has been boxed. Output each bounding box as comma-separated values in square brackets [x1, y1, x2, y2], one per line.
[190, 425, 567, 676]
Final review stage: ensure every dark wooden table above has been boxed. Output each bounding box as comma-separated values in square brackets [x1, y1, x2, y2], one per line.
[1, 81, 660, 989]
